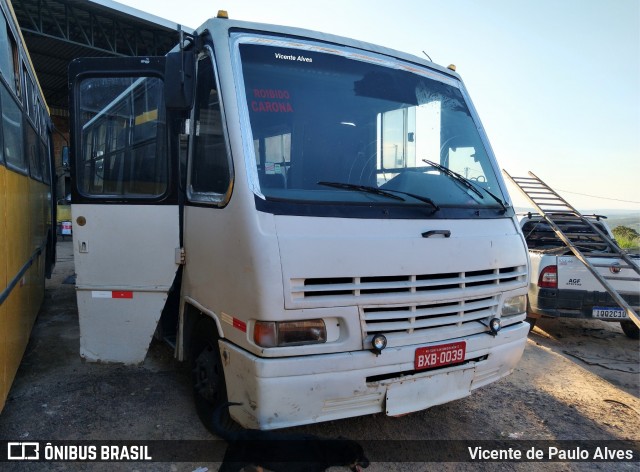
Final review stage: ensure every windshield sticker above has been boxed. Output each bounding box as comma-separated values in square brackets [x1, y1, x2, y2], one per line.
[232, 33, 461, 88]
[251, 88, 293, 113]
[275, 52, 313, 63]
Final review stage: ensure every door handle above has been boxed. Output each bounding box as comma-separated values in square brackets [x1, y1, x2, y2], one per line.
[422, 230, 451, 238]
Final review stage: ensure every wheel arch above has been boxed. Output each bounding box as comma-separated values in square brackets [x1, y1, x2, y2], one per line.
[178, 297, 225, 361]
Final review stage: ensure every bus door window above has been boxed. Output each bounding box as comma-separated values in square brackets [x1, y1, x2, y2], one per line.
[77, 76, 168, 198]
[187, 46, 232, 204]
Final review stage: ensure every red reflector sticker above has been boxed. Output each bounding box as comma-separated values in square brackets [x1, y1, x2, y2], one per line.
[222, 312, 247, 333]
[91, 291, 134, 299]
[414, 341, 466, 371]
[233, 319, 247, 333]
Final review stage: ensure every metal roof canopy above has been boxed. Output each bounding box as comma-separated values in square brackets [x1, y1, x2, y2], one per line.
[12, 0, 190, 111]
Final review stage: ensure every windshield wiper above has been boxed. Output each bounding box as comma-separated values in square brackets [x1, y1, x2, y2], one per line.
[422, 159, 507, 212]
[317, 181, 439, 212]
[317, 181, 405, 201]
[423, 159, 483, 199]
[477, 185, 508, 212]
[379, 188, 439, 212]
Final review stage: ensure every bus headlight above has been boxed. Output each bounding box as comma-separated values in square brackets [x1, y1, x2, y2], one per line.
[502, 295, 527, 316]
[254, 320, 327, 348]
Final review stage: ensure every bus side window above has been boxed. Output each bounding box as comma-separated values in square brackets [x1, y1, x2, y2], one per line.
[0, 13, 19, 96]
[188, 47, 232, 204]
[0, 13, 26, 171]
[1, 85, 25, 171]
[27, 125, 42, 180]
[23, 63, 34, 119]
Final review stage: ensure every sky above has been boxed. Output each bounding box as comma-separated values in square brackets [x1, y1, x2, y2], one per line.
[114, 0, 640, 212]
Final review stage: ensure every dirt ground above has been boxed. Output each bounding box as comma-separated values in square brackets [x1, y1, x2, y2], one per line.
[0, 240, 638, 471]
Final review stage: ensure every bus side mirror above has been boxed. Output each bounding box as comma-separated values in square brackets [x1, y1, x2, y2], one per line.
[165, 50, 195, 110]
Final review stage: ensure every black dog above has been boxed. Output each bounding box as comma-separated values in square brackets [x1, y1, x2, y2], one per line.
[212, 402, 370, 472]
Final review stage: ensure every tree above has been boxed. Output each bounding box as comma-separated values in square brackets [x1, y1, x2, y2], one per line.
[613, 225, 639, 240]
[612, 225, 640, 249]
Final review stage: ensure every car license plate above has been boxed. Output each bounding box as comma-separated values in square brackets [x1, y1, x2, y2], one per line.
[592, 307, 628, 319]
[415, 341, 466, 371]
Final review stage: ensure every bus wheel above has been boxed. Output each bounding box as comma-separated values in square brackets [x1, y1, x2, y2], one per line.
[190, 317, 233, 433]
[620, 320, 639, 340]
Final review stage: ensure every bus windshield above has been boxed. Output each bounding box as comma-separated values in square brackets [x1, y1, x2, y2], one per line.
[237, 38, 507, 215]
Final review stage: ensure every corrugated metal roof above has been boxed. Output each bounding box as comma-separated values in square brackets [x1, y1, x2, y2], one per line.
[12, 0, 185, 110]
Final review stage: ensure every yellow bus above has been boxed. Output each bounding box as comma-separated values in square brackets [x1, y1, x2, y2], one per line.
[0, 0, 56, 412]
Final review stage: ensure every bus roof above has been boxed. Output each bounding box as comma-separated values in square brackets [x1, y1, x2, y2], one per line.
[196, 16, 460, 81]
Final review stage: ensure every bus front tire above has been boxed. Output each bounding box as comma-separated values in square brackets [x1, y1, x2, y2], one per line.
[190, 317, 234, 433]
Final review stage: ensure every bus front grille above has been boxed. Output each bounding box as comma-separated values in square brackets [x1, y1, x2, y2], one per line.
[289, 266, 527, 306]
[361, 296, 499, 347]
[288, 265, 527, 345]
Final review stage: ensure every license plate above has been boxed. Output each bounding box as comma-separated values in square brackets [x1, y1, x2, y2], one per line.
[592, 307, 628, 319]
[415, 341, 466, 371]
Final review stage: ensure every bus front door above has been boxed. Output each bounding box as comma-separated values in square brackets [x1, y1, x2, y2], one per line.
[69, 57, 181, 363]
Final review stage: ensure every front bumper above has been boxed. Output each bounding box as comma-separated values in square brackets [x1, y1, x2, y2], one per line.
[220, 321, 528, 429]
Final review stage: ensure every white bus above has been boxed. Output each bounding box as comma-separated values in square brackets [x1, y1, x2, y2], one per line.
[68, 12, 530, 431]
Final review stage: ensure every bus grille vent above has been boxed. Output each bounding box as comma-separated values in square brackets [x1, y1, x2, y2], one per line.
[290, 266, 527, 304]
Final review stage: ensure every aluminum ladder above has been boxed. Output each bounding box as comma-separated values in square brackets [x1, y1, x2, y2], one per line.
[503, 170, 640, 328]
